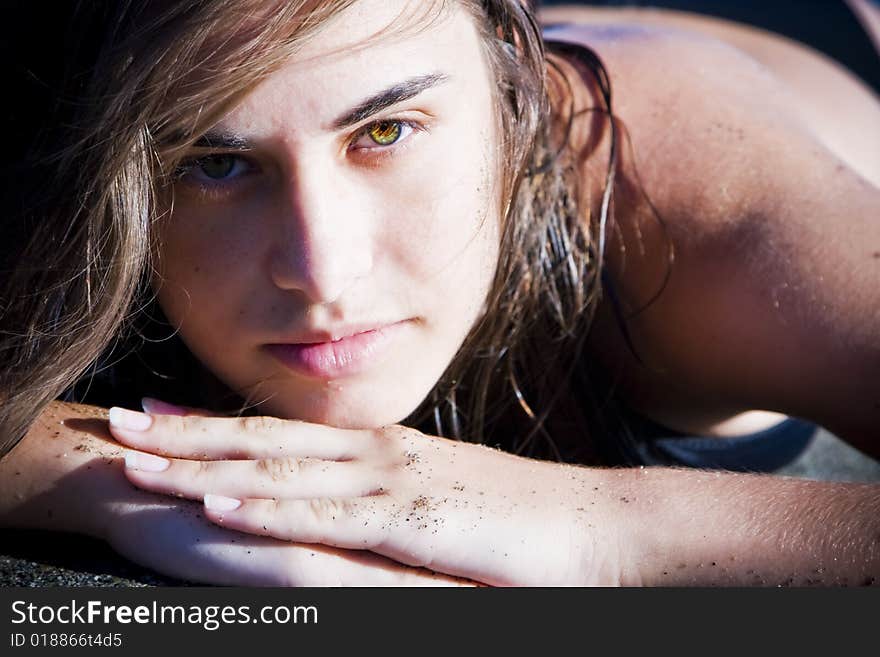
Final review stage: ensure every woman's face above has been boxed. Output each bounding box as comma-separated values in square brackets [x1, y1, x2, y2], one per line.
[156, 0, 502, 428]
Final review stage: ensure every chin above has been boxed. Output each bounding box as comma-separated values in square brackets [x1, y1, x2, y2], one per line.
[256, 387, 421, 430]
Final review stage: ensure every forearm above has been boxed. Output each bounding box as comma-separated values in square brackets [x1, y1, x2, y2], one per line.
[0, 401, 124, 538]
[591, 466, 880, 586]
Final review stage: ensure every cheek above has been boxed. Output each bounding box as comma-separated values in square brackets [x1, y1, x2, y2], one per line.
[377, 133, 500, 301]
[153, 201, 268, 325]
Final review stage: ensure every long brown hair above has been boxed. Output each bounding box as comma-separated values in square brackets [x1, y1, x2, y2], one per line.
[1, 0, 619, 462]
[414, 4, 621, 462]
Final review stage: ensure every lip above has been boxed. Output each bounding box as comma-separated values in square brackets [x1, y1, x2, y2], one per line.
[264, 320, 410, 379]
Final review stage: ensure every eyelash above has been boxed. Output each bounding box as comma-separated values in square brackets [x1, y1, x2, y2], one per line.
[348, 119, 421, 161]
[175, 118, 424, 192]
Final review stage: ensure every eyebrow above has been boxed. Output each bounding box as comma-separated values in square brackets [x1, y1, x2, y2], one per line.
[192, 132, 253, 150]
[191, 72, 450, 149]
[329, 72, 450, 130]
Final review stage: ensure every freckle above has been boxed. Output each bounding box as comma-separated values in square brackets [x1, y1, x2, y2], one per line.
[872, 252, 880, 259]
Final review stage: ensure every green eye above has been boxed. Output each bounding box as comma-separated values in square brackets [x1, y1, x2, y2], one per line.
[367, 121, 402, 146]
[198, 155, 237, 179]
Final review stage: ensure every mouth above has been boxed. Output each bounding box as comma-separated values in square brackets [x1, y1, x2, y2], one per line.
[264, 319, 412, 379]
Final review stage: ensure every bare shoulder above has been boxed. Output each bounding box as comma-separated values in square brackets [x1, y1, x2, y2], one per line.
[539, 12, 880, 451]
[541, 6, 880, 189]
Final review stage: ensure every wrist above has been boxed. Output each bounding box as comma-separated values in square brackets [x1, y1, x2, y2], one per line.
[566, 465, 694, 586]
[0, 402, 126, 539]
[593, 466, 712, 586]
[558, 465, 635, 586]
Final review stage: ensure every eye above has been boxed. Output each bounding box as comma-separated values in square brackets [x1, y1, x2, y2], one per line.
[177, 154, 253, 185]
[350, 120, 416, 151]
[367, 121, 402, 145]
[199, 155, 238, 179]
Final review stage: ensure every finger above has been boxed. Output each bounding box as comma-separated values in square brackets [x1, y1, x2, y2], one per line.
[120, 504, 470, 586]
[108, 408, 368, 460]
[203, 495, 395, 552]
[124, 450, 383, 500]
[276, 544, 477, 587]
[203, 493, 462, 575]
[190, 538, 472, 586]
[141, 397, 219, 417]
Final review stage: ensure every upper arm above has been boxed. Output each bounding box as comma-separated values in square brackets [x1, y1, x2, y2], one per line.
[618, 138, 880, 453]
[574, 28, 880, 454]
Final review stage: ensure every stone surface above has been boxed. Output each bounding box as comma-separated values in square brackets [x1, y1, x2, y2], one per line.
[0, 529, 187, 587]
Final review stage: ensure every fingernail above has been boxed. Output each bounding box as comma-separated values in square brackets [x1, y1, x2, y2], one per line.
[142, 397, 187, 416]
[204, 494, 242, 512]
[109, 407, 153, 432]
[124, 450, 170, 472]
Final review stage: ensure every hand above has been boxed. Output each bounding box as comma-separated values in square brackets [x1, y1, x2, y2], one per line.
[102, 498, 472, 586]
[109, 402, 614, 586]
[1, 402, 466, 586]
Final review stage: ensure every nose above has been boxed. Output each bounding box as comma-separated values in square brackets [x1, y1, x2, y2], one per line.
[268, 165, 373, 304]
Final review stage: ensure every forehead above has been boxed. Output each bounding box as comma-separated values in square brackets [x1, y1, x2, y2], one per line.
[293, 0, 454, 60]
[219, 0, 487, 129]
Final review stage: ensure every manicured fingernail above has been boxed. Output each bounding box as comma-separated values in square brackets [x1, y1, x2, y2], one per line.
[124, 450, 170, 472]
[204, 494, 241, 512]
[109, 407, 153, 432]
[141, 397, 187, 416]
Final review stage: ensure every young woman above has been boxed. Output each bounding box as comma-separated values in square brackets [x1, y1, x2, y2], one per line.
[0, 0, 878, 586]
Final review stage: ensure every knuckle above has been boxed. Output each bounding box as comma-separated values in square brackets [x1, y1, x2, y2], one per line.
[173, 414, 203, 436]
[237, 415, 282, 434]
[154, 415, 204, 457]
[195, 459, 213, 479]
[306, 497, 347, 524]
[160, 414, 187, 433]
[257, 456, 304, 482]
[370, 425, 412, 452]
[150, 415, 187, 455]
[367, 427, 388, 449]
